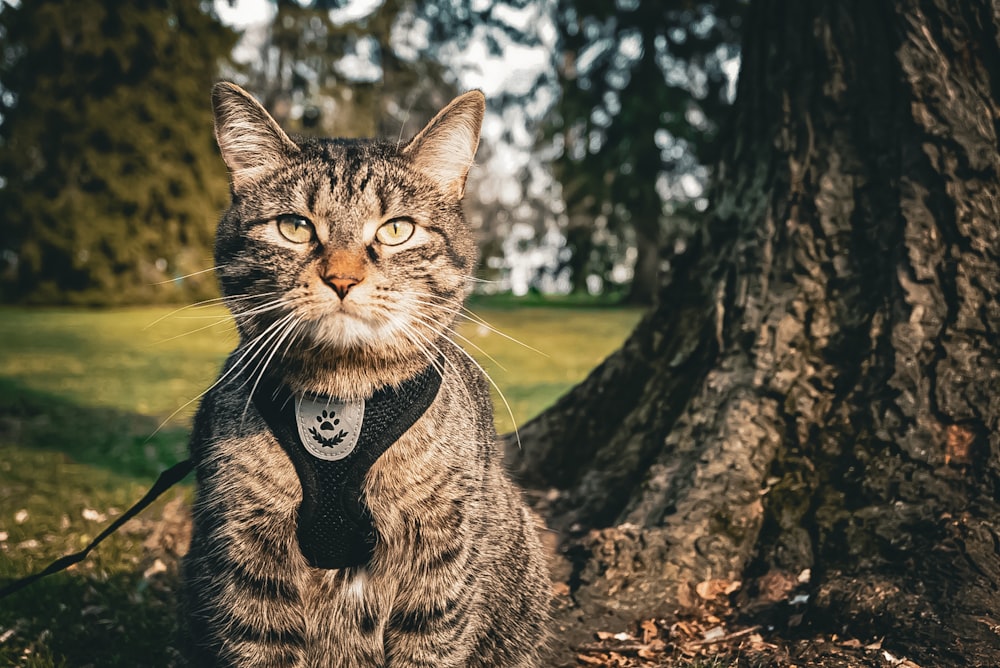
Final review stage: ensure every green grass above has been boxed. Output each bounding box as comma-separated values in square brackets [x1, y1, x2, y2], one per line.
[0, 302, 642, 438]
[0, 445, 187, 667]
[456, 305, 645, 434]
[0, 307, 238, 425]
[0, 301, 642, 666]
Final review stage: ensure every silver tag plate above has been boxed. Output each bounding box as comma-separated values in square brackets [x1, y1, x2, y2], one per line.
[294, 394, 365, 461]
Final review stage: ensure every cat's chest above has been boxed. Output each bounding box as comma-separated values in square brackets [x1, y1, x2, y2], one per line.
[299, 566, 390, 611]
[290, 568, 395, 664]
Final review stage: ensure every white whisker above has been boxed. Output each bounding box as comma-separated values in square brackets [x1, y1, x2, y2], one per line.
[147, 310, 296, 437]
[228, 299, 291, 321]
[241, 314, 302, 425]
[366, 303, 446, 374]
[436, 326, 522, 449]
[397, 290, 548, 358]
[389, 301, 521, 447]
[400, 327, 448, 380]
[227, 312, 299, 394]
[453, 310, 549, 358]
[150, 298, 288, 344]
[390, 317, 474, 412]
[151, 316, 234, 344]
[396, 99, 414, 150]
[408, 310, 507, 372]
[149, 265, 223, 286]
[143, 292, 281, 330]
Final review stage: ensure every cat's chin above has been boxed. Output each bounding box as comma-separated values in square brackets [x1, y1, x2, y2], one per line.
[304, 310, 408, 357]
[277, 338, 438, 401]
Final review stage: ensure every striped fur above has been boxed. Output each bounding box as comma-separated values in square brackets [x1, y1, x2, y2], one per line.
[180, 83, 550, 666]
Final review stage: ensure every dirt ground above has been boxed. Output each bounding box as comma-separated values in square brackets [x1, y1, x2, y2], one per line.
[545, 582, 925, 668]
[139, 499, 930, 668]
[538, 534, 927, 668]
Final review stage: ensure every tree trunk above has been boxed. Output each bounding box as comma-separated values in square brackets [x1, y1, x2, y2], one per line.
[564, 221, 597, 295]
[510, 1, 1000, 665]
[623, 225, 659, 305]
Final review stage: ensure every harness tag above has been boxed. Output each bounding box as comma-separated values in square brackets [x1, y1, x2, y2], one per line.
[294, 394, 365, 461]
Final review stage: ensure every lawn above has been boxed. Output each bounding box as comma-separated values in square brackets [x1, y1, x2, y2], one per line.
[0, 302, 642, 666]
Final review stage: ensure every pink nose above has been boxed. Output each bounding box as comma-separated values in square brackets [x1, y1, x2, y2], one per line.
[324, 275, 360, 299]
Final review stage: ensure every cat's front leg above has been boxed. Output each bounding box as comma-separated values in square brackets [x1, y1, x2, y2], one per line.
[183, 426, 310, 667]
[382, 594, 481, 668]
[372, 509, 477, 666]
[183, 529, 309, 667]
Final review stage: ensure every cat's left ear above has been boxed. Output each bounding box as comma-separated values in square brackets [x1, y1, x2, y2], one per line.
[402, 90, 485, 199]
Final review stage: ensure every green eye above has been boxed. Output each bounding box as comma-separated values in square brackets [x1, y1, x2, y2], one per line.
[276, 214, 315, 244]
[375, 219, 415, 246]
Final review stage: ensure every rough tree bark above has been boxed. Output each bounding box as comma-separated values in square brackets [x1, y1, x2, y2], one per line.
[508, 1, 1000, 665]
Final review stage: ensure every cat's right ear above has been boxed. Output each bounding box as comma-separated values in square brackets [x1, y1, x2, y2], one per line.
[212, 82, 299, 190]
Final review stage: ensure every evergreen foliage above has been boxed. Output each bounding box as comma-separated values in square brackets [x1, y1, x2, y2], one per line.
[0, 0, 236, 304]
[547, 0, 743, 302]
[243, 0, 456, 141]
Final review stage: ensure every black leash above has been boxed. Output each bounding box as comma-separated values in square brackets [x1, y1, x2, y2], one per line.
[0, 458, 193, 599]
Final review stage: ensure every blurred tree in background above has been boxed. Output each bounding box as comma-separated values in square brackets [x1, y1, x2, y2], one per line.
[547, 0, 743, 303]
[0, 0, 237, 304]
[240, 0, 456, 140]
[0, 0, 739, 305]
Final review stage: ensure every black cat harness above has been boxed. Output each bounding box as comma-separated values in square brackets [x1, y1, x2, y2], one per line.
[252, 362, 442, 570]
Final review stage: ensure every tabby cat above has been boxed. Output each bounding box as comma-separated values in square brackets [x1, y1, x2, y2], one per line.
[180, 82, 550, 667]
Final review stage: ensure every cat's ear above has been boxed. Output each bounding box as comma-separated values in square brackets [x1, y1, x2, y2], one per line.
[212, 82, 299, 189]
[402, 90, 485, 199]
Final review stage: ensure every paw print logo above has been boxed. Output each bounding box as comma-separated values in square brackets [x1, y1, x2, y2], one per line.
[308, 409, 350, 448]
[317, 409, 340, 430]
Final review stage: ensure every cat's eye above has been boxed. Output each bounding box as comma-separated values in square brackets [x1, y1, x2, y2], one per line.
[276, 214, 315, 244]
[375, 219, 415, 246]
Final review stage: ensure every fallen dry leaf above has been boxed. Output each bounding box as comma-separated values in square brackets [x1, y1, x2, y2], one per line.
[82, 508, 107, 523]
[754, 569, 800, 603]
[143, 558, 167, 579]
[639, 618, 658, 643]
[695, 578, 741, 600]
[637, 639, 667, 659]
[945, 423, 975, 465]
[576, 652, 606, 665]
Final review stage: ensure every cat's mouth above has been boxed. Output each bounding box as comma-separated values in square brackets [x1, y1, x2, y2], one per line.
[300, 302, 402, 353]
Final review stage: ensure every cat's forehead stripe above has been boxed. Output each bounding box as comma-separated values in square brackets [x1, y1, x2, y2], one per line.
[341, 153, 359, 199]
[356, 164, 372, 196]
[374, 184, 388, 218]
[305, 176, 319, 213]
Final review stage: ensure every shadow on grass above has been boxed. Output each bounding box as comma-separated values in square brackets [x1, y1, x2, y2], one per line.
[0, 565, 183, 667]
[0, 376, 190, 481]
[0, 400, 190, 667]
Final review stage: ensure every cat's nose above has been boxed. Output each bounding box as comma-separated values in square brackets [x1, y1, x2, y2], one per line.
[322, 250, 366, 300]
[324, 274, 361, 300]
